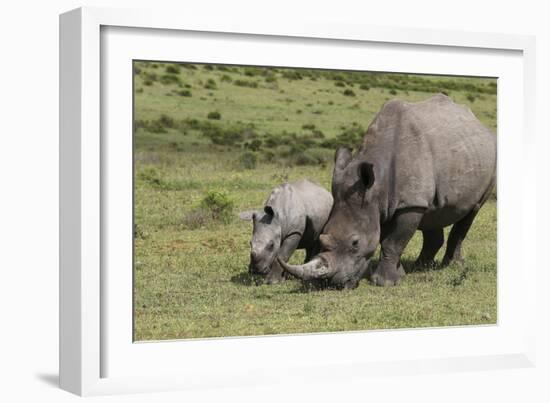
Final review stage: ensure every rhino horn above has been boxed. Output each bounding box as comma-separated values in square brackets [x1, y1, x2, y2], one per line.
[277, 257, 334, 280]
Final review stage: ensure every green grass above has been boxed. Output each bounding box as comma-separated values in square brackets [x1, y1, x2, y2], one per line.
[133, 62, 497, 341]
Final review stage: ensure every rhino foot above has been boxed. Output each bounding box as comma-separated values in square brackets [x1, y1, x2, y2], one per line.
[264, 266, 287, 284]
[370, 262, 405, 287]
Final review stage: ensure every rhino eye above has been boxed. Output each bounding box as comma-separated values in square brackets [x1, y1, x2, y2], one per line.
[267, 241, 274, 251]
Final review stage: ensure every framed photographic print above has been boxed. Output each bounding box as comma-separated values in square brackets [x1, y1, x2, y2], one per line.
[60, 6, 537, 396]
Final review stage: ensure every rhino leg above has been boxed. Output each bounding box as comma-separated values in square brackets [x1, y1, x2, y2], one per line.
[442, 206, 479, 266]
[415, 229, 444, 268]
[371, 208, 424, 287]
[265, 233, 301, 284]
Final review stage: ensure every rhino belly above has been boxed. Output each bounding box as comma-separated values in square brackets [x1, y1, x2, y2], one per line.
[418, 204, 473, 230]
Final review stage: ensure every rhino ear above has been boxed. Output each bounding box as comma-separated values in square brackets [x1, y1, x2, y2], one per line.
[264, 205, 275, 217]
[358, 162, 375, 189]
[238, 210, 259, 221]
[334, 147, 353, 172]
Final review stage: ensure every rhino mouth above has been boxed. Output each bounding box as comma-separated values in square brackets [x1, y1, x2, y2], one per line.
[248, 262, 269, 275]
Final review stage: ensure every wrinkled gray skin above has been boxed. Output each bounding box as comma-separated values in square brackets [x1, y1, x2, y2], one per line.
[279, 94, 496, 289]
[241, 179, 333, 284]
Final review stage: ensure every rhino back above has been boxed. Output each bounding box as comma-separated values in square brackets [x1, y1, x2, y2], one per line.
[361, 94, 496, 225]
[265, 180, 333, 240]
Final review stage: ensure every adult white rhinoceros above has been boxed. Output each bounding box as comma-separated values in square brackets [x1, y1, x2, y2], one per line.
[279, 94, 496, 289]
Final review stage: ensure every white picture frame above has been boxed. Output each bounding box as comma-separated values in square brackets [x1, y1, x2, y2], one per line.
[59, 6, 537, 396]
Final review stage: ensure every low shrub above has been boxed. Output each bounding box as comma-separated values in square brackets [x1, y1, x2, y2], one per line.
[234, 79, 258, 88]
[220, 74, 232, 82]
[160, 74, 181, 85]
[158, 114, 175, 128]
[243, 139, 262, 152]
[207, 111, 221, 120]
[165, 64, 180, 74]
[204, 79, 217, 90]
[143, 72, 158, 82]
[135, 114, 176, 134]
[200, 190, 234, 224]
[137, 167, 170, 189]
[262, 150, 276, 163]
[239, 152, 258, 169]
[359, 83, 370, 91]
[175, 89, 192, 97]
[335, 81, 346, 87]
[320, 123, 365, 149]
[244, 67, 262, 76]
[281, 70, 303, 80]
[467, 93, 476, 103]
[389, 89, 398, 95]
[343, 89, 356, 97]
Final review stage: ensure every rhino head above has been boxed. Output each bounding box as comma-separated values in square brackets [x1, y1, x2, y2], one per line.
[240, 206, 282, 275]
[278, 147, 380, 289]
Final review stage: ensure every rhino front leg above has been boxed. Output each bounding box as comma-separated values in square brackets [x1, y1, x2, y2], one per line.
[265, 233, 302, 284]
[370, 208, 424, 287]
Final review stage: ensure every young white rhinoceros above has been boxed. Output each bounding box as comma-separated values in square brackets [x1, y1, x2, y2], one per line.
[240, 179, 333, 284]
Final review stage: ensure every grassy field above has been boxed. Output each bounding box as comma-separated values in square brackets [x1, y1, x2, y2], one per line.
[133, 61, 497, 341]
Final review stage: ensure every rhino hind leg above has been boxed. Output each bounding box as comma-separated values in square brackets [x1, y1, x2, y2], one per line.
[442, 206, 480, 267]
[415, 229, 444, 268]
[370, 208, 424, 287]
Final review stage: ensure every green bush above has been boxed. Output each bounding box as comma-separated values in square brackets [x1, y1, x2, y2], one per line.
[143, 72, 158, 82]
[234, 79, 258, 88]
[175, 89, 192, 97]
[165, 64, 180, 74]
[320, 123, 365, 149]
[343, 89, 356, 97]
[158, 114, 175, 128]
[200, 190, 234, 224]
[335, 81, 346, 87]
[204, 79, 217, 90]
[221, 74, 232, 82]
[281, 70, 303, 80]
[244, 139, 262, 152]
[239, 152, 258, 169]
[359, 83, 370, 91]
[160, 74, 181, 85]
[467, 93, 476, 103]
[207, 111, 221, 120]
[389, 89, 398, 95]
